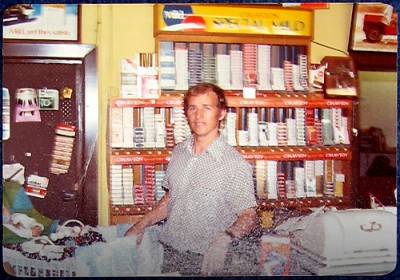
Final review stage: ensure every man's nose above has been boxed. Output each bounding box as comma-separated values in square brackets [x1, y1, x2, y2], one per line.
[195, 109, 203, 119]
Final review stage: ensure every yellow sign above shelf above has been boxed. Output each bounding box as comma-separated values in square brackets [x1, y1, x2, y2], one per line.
[154, 4, 314, 37]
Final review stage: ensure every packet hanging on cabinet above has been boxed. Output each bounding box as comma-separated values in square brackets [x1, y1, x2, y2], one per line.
[49, 123, 76, 175]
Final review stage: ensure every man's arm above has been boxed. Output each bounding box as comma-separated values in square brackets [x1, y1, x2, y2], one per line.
[124, 192, 169, 244]
[201, 207, 258, 275]
[225, 207, 258, 240]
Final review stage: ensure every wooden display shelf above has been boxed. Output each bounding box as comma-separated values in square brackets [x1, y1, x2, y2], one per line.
[109, 95, 352, 109]
[110, 150, 172, 165]
[110, 146, 351, 165]
[154, 32, 312, 46]
[110, 196, 349, 220]
[239, 146, 352, 161]
[160, 90, 322, 98]
[227, 96, 352, 108]
[110, 215, 142, 225]
[111, 205, 154, 215]
[108, 3, 357, 224]
[109, 96, 183, 108]
[257, 196, 349, 210]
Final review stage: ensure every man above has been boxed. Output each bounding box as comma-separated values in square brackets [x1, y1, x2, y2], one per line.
[125, 83, 258, 276]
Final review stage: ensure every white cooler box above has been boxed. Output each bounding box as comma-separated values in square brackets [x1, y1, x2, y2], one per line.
[277, 207, 397, 276]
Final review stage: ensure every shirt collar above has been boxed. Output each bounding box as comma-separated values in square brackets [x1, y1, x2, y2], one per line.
[183, 134, 226, 162]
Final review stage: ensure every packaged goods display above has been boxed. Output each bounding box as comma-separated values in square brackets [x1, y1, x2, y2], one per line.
[108, 96, 353, 221]
[108, 4, 355, 226]
[141, 42, 309, 93]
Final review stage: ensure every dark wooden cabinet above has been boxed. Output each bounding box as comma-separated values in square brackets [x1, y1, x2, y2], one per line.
[2, 43, 98, 226]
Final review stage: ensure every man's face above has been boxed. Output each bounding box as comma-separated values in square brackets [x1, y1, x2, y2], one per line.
[186, 91, 226, 139]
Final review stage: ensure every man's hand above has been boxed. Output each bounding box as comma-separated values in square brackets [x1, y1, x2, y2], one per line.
[124, 224, 145, 245]
[124, 192, 169, 246]
[201, 232, 231, 276]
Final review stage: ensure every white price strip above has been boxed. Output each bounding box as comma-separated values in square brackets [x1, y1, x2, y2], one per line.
[242, 87, 256, 99]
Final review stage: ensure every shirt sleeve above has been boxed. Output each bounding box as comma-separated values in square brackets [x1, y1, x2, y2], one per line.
[161, 172, 170, 190]
[161, 143, 181, 191]
[225, 161, 258, 216]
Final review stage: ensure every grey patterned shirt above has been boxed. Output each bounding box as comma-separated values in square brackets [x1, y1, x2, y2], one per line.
[159, 134, 257, 254]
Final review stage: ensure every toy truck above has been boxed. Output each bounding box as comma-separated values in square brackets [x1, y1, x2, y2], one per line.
[362, 5, 397, 43]
[3, 4, 35, 23]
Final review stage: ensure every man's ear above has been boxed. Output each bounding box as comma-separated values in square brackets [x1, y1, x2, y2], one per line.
[219, 109, 227, 120]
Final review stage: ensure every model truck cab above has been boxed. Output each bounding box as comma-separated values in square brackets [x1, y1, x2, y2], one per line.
[3, 4, 35, 24]
[363, 5, 397, 43]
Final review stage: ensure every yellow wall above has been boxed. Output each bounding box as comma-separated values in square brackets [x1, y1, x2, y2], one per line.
[81, 5, 156, 225]
[358, 71, 397, 148]
[312, 3, 353, 61]
[80, 4, 395, 225]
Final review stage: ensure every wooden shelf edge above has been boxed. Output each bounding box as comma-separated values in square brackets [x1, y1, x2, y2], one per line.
[257, 197, 350, 210]
[109, 146, 352, 164]
[110, 197, 350, 217]
[109, 95, 353, 109]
